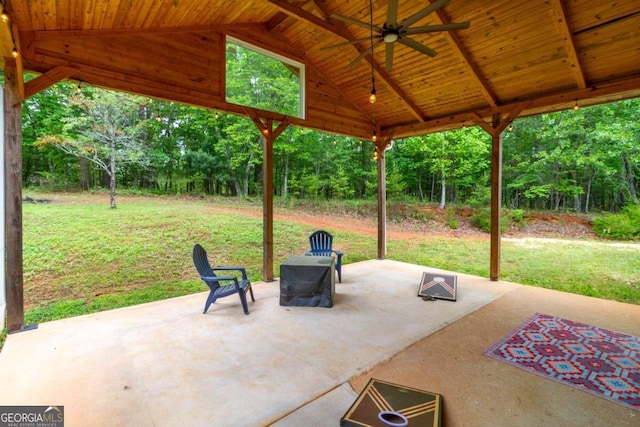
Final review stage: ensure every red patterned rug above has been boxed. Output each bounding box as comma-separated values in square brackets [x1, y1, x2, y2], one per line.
[484, 313, 640, 411]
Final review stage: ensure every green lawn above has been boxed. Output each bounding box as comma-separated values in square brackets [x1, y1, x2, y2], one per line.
[17, 192, 640, 327]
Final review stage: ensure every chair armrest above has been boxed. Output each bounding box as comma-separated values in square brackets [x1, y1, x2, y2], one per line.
[213, 266, 248, 280]
[333, 250, 343, 256]
[304, 251, 312, 256]
[201, 275, 238, 282]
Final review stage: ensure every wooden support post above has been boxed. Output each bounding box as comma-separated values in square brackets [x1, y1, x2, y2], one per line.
[4, 59, 24, 332]
[489, 114, 502, 281]
[376, 144, 386, 259]
[375, 136, 394, 260]
[263, 129, 274, 281]
[246, 109, 288, 281]
[474, 107, 524, 281]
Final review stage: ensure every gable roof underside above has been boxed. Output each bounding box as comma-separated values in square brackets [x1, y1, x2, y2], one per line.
[2, 0, 639, 140]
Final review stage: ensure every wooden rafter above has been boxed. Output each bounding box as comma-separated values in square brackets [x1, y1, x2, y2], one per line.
[268, 0, 427, 123]
[266, 0, 349, 39]
[549, 0, 587, 89]
[433, 8, 498, 108]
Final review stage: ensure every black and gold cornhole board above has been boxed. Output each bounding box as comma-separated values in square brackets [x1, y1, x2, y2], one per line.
[341, 378, 442, 427]
[417, 272, 457, 301]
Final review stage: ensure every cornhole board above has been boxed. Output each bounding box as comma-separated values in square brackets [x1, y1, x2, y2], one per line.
[340, 378, 442, 427]
[417, 272, 457, 301]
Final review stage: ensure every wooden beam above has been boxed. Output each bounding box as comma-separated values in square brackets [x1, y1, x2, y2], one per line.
[549, 0, 587, 89]
[375, 136, 387, 260]
[471, 104, 526, 136]
[433, 9, 498, 107]
[24, 66, 78, 99]
[266, 0, 348, 39]
[9, 23, 25, 101]
[4, 59, 24, 332]
[390, 74, 640, 139]
[373, 130, 396, 260]
[246, 108, 290, 281]
[488, 114, 502, 281]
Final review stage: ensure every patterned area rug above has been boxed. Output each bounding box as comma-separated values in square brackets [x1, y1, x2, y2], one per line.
[484, 313, 640, 411]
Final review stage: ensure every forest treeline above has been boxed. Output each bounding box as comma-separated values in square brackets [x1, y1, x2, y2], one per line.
[17, 44, 639, 213]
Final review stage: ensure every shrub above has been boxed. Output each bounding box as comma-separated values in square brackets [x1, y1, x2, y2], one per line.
[592, 205, 640, 240]
[469, 208, 492, 232]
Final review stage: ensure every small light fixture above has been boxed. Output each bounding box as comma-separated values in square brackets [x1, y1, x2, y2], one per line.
[262, 128, 269, 135]
[368, 0, 377, 104]
[11, 47, 18, 58]
[508, 124, 514, 131]
[372, 130, 377, 142]
[462, 122, 467, 130]
[573, 100, 579, 111]
[1, 9, 9, 23]
[214, 111, 219, 119]
[383, 32, 398, 43]
[373, 150, 378, 161]
[369, 88, 377, 104]
[76, 82, 83, 93]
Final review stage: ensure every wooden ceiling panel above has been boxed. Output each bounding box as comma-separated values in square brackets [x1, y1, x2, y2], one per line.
[565, 0, 640, 33]
[574, 14, 640, 82]
[5, 0, 640, 139]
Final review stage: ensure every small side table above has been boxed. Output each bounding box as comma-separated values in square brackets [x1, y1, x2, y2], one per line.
[279, 255, 335, 307]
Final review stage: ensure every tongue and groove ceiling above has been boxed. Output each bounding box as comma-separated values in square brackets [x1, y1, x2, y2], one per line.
[2, 0, 640, 140]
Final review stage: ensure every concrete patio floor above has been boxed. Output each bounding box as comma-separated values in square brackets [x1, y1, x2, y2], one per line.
[0, 259, 638, 426]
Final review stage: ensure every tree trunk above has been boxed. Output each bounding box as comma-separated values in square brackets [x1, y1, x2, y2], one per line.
[622, 153, 638, 203]
[283, 152, 289, 198]
[242, 152, 254, 196]
[439, 169, 446, 210]
[110, 141, 117, 208]
[79, 157, 90, 190]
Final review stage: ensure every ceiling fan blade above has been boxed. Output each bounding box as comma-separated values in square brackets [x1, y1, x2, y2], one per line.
[387, 0, 399, 25]
[321, 37, 373, 50]
[385, 42, 395, 71]
[331, 13, 381, 32]
[398, 37, 437, 57]
[401, 0, 451, 29]
[405, 21, 470, 35]
[346, 40, 383, 69]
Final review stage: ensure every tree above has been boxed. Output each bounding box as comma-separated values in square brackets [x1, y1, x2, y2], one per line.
[35, 88, 148, 208]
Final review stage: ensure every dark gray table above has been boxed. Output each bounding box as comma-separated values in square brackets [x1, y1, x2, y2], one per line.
[279, 255, 335, 307]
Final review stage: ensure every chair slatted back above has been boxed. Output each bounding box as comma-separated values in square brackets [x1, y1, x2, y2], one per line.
[309, 230, 334, 255]
[192, 243, 216, 278]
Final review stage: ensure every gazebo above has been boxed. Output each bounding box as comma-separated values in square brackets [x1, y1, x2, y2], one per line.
[2, 0, 640, 333]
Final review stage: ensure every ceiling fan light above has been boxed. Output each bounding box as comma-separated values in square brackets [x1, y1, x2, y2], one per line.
[383, 33, 398, 43]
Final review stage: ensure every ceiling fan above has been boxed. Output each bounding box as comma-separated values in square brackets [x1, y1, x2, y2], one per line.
[324, 0, 470, 71]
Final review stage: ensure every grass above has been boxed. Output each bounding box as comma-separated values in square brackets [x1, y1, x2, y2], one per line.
[10, 192, 640, 329]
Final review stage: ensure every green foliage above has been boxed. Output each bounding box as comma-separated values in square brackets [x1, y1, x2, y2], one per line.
[468, 184, 491, 209]
[469, 209, 492, 232]
[469, 208, 526, 233]
[592, 205, 640, 240]
[19, 71, 639, 216]
[446, 207, 458, 229]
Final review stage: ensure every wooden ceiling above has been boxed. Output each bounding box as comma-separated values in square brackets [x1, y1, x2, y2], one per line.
[3, 0, 640, 140]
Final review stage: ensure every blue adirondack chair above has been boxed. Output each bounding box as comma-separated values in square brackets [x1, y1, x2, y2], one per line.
[192, 243, 255, 314]
[305, 230, 343, 283]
